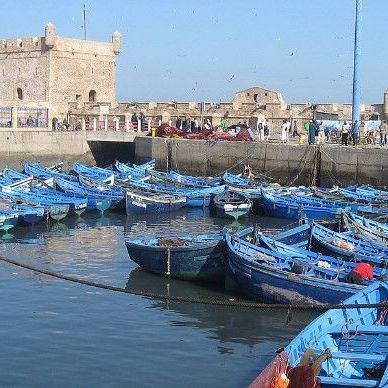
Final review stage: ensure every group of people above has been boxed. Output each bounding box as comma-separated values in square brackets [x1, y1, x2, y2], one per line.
[253, 119, 270, 141]
[171, 116, 201, 133]
[130, 112, 146, 131]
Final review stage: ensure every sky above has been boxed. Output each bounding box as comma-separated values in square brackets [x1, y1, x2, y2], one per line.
[1, 0, 387, 104]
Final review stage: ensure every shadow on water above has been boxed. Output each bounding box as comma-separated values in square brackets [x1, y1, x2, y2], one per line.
[125, 268, 318, 350]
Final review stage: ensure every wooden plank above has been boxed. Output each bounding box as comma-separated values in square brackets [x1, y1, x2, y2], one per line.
[331, 351, 386, 362]
[329, 325, 388, 335]
[319, 376, 378, 387]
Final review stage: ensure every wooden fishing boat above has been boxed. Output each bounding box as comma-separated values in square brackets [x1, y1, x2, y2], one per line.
[10, 204, 45, 226]
[114, 161, 148, 181]
[147, 170, 215, 189]
[346, 184, 388, 200]
[311, 222, 388, 266]
[0, 210, 19, 231]
[224, 229, 365, 305]
[342, 212, 388, 246]
[250, 281, 388, 388]
[125, 234, 225, 282]
[0, 190, 70, 221]
[24, 162, 78, 182]
[262, 189, 349, 220]
[213, 191, 252, 220]
[257, 231, 386, 278]
[117, 178, 224, 208]
[30, 187, 87, 216]
[55, 176, 121, 211]
[125, 190, 186, 215]
[168, 170, 221, 188]
[72, 162, 115, 184]
[339, 187, 388, 204]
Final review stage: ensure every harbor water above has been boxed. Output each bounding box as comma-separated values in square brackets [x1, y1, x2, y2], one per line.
[0, 208, 318, 387]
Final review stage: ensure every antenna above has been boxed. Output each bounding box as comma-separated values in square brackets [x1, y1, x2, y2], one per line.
[82, 4, 87, 40]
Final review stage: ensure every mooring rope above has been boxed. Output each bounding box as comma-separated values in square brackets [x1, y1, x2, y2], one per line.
[1, 256, 387, 311]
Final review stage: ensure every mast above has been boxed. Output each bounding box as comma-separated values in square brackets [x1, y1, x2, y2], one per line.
[83, 4, 87, 40]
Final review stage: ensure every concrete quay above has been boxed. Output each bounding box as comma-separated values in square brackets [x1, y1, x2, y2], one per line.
[135, 137, 388, 187]
[0, 131, 386, 187]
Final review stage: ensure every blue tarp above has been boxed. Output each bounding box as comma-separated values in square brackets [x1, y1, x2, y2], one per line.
[320, 120, 381, 132]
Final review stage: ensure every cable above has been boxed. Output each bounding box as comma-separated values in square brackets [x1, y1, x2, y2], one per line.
[0, 255, 387, 311]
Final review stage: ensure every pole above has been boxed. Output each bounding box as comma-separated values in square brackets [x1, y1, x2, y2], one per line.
[83, 4, 87, 40]
[351, 0, 362, 126]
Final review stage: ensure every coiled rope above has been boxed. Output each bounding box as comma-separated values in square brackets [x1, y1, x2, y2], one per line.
[1, 256, 387, 311]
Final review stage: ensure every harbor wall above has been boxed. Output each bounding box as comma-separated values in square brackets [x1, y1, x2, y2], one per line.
[0, 131, 94, 170]
[135, 137, 388, 187]
[0, 131, 386, 187]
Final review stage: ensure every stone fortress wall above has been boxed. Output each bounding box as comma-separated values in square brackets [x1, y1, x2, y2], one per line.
[0, 23, 120, 130]
[0, 23, 387, 133]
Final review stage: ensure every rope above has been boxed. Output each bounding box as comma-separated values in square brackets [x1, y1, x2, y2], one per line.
[286, 146, 314, 186]
[1, 255, 388, 311]
[319, 147, 345, 186]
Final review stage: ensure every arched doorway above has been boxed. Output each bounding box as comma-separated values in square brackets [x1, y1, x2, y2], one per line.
[17, 88, 23, 100]
[89, 90, 96, 102]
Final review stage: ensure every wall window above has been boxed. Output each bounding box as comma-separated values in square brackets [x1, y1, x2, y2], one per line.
[0, 107, 12, 127]
[17, 88, 23, 100]
[89, 90, 96, 102]
[17, 108, 48, 128]
[76, 94, 82, 101]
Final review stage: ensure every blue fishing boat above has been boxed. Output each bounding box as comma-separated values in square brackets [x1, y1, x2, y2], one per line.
[346, 184, 388, 200]
[342, 212, 388, 246]
[125, 234, 225, 282]
[147, 170, 215, 188]
[213, 191, 252, 220]
[262, 189, 350, 220]
[0, 190, 70, 221]
[117, 178, 224, 208]
[250, 281, 388, 388]
[114, 161, 148, 181]
[55, 177, 113, 212]
[224, 229, 365, 305]
[356, 204, 388, 218]
[24, 162, 78, 182]
[0, 210, 19, 231]
[73, 162, 115, 184]
[10, 204, 45, 226]
[30, 187, 87, 216]
[125, 190, 186, 215]
[132, 159, 156, 170]
[339, 187, 388, 204]
[311, 222, 388, 266]
[168, 170, 221, 188]
[2, 168, 31, 182]
[257, 231, 386, 278]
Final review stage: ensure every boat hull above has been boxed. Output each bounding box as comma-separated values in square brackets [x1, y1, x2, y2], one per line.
[125, 240, 225, 282]
[226, 249, 355, 305]
[0, 213, 19, 231]
[125, 193, 185, 215]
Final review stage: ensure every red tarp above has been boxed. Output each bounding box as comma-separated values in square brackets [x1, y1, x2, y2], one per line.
[151, 124, 254, 141]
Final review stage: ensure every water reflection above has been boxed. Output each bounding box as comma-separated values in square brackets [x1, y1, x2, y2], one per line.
[126, 268, 317, 351]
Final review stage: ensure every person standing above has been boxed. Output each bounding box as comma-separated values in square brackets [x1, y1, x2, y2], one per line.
[256, 120, 263, 141]
[263, 121, 269, 140]
[292, 121, 299, 138]
[281, 119, 288, 143]
[380, 121, 388, 147]
[317, 121, 325, 144]
[341, 121, 350, 146]
[308, 120, 316, 145]
[139, 112, 145, 131]
[352, 120, 359, 146]
[175, 116, 182, 130]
